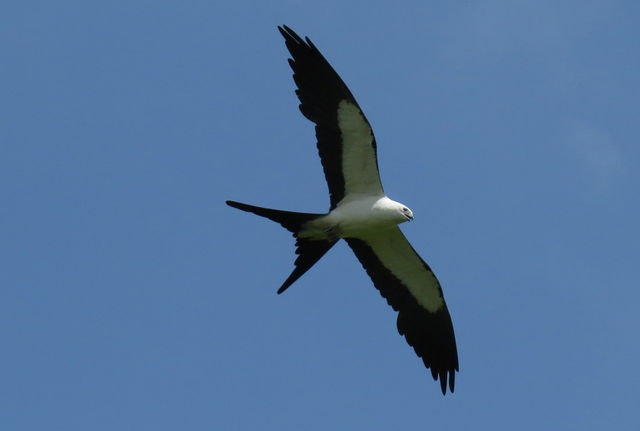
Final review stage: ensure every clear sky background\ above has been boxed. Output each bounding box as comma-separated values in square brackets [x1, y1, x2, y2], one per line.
[2, 1, 639, 430]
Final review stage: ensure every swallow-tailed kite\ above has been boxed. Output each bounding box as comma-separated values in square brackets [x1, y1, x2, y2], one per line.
[226, 25, 459, 394]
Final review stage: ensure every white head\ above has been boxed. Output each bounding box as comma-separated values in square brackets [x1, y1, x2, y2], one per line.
[397, 203, 414, 223]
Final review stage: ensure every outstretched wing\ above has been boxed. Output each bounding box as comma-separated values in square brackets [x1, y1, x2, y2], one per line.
[279, 25, 384, 209]
[346, 226, 458, 394]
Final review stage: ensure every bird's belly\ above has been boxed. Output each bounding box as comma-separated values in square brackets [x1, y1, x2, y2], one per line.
[303, 197, 399, 239]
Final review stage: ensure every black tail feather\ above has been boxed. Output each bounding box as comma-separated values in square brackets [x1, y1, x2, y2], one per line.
[225, 200, 337, 293]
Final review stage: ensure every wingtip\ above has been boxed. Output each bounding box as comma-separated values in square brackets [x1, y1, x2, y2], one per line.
[277, 24, 297, 41]
[436, 369, 456, 395]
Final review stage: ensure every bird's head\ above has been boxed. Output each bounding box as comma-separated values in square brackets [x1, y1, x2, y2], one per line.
[399, 205, 414, 222]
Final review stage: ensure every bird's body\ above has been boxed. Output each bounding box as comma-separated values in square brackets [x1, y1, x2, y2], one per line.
[226, 25, 459, 395]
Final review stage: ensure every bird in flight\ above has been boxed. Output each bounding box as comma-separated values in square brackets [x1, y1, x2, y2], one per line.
[226, 25, 459, 395]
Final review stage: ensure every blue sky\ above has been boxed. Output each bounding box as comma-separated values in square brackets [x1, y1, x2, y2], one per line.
[1, 1, 639, 430]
